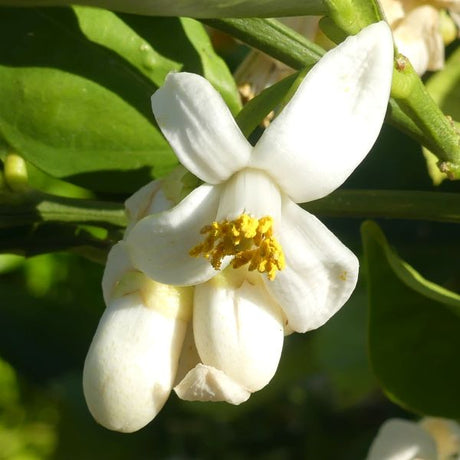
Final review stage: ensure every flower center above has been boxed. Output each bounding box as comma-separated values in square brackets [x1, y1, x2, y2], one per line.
[189, 214, 285, 280]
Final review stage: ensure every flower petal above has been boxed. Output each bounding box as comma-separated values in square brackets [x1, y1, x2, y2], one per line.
[366, 419, 438, 460]
[174, 363, 250, 405]
[82, 293, 187, 432]
[124, 179, 173, 235]
[216, 169, 282, 222]
[193, 271, 284, 392]
[250, 22, 394, 203]
[101, 241, 134, 305]
[265, 199, 358, 333]
[152, 72, 252, 184]
[126, 184, 223, 286]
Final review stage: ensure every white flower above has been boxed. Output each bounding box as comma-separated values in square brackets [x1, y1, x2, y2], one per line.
[367, 417, 460, 460]
[83, 180, 194, 433]
[380, 0, 460, 74]
[125, 23, 394, 400]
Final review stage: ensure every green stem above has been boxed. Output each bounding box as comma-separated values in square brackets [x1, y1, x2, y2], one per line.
[202, 18, 325, 69]
[391, 58, 460, 179]
[304, 190, 460, 224]
[3, 188, 460, 230]
[0, 189, 126, 229]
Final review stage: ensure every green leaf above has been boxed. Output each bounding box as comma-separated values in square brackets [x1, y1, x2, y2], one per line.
[180, 18, 241, 115]
[362, 221, 460, 418]
[0, 8, 238, 193]
[78, 10, 241, 113]
[311, 286, 377, 408]
[0, 8, 173, 193]
[73, 7, 181, 88]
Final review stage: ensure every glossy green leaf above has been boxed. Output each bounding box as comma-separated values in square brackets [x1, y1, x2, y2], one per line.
[76, 9, 241, 114]
[362, 221, 460, 418]
[0, 8, 238, 193]
[0, 7, 172, 192]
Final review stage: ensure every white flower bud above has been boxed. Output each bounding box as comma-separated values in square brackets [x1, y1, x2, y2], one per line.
[83, 273, 193, 432]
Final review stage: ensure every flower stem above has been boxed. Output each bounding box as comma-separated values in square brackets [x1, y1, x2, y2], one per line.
[0, 189, 126, 229]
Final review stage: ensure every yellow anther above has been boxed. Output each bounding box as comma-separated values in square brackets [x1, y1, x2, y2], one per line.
[189, 214, 285, 280]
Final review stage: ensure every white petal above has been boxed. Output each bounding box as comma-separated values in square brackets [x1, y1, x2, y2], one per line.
[124, 180, 173, 236]
[250, 21, 394, 203]
[193, 271, 284, 392]
[152, 72, 252, 184]
[366, 419, 438, 460]
[82, 293, 188, 432]
[101, 241, 134, 305]
[174, 363, 250, 405]
[126, 184, 223, 286]
[216, 169, 282, 222]
[264, 199, 358, 333]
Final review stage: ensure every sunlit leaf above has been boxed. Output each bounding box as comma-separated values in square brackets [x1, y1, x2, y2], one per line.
[0, 8, 238, 193]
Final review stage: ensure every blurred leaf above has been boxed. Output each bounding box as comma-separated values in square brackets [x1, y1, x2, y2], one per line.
[0, 255, 24, 274]
[0, 8, 238, 193]
[0, 224, 117, 261]
[311, 285, 377, 408]
[0, 356, 58, 460]
[362, 221, 460, 418]
[0, 357, 20, 407]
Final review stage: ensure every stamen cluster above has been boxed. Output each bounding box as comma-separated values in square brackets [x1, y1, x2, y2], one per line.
[189, 214, 285, 280]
